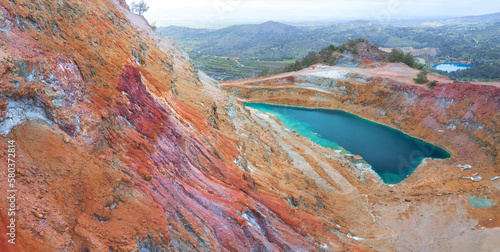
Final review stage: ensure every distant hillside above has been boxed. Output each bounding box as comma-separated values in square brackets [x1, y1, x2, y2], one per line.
[442, 12, 500, 24]
[215, 21, 304, 37]
[156, 26, 214, 40]
[159, 21, 309, 59]
[204, 21, 307, 57]
[158, 15, 500, 81]
[159, 17, 500, 62]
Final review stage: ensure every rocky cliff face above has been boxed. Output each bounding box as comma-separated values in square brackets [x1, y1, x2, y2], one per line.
[0, 0, 392, 251]
[0, 0, 498, 251]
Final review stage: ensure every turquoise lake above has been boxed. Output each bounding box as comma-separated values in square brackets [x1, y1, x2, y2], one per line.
[432, 63, 473, 72]
[246, 103, 450, 184]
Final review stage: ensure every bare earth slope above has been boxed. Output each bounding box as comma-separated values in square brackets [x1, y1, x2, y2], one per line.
[0, 0, 418, 251]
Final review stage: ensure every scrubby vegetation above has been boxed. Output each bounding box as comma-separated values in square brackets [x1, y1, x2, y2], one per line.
[150, 21, 157, 32]
[278, 39, 422, 75]
[386, 48, 423, 69]
[414, 70, 429, 84]
[427, 80, 438, 89]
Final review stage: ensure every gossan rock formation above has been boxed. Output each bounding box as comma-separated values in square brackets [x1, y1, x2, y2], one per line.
[0, 0, 499, 251]
[0, 0, 373, 251]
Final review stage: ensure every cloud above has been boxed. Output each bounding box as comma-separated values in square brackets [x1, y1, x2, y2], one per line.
[125, 0, 500, 22]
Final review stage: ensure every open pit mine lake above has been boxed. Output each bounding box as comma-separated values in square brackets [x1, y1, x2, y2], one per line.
[246, 103, 450, 184]
[432, 63, 473, 72]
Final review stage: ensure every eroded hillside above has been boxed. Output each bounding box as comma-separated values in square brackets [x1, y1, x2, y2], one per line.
[0, 0, 408, 251]
[0, 0, 498, 251]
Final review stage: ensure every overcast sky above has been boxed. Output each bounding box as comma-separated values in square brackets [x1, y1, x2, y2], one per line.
[125, 0, 500, 23]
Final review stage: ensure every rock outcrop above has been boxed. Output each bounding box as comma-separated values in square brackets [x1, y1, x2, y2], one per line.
[0, 0, 388, 251]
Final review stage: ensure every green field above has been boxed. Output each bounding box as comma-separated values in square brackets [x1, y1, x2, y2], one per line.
[191, 56, 295, 80]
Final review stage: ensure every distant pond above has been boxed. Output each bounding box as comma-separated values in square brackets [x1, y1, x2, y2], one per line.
[432, 63, 473, 72]
[246, 103, 450, 184]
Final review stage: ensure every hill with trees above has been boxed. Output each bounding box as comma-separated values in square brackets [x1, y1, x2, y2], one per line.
[280, 39, 423, 74]
[161, 21, 308, 59]
[158, 14, 500, 81]
[282, 39, 386, 72]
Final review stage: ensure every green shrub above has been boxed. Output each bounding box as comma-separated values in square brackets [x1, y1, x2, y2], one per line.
[427, 80, 437, 89]
[386, 49, 418, 69]
[258, 68, 269, 77]
[414, 70, 429, 84]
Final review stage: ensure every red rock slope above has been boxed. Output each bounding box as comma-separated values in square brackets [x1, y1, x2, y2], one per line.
[0, 0, 379, 251]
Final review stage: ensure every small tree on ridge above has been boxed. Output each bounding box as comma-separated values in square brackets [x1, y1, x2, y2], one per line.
[131, 0, 149, 15]
[414, 69, 429, 84]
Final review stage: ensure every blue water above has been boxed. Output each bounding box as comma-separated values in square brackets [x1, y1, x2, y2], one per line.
[246, 103, 450, 184]
[432, 63, 473, 73]
[469, 196, 496, 208]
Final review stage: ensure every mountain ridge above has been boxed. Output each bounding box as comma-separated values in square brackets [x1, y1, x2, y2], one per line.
[441, 11, 500, 24]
